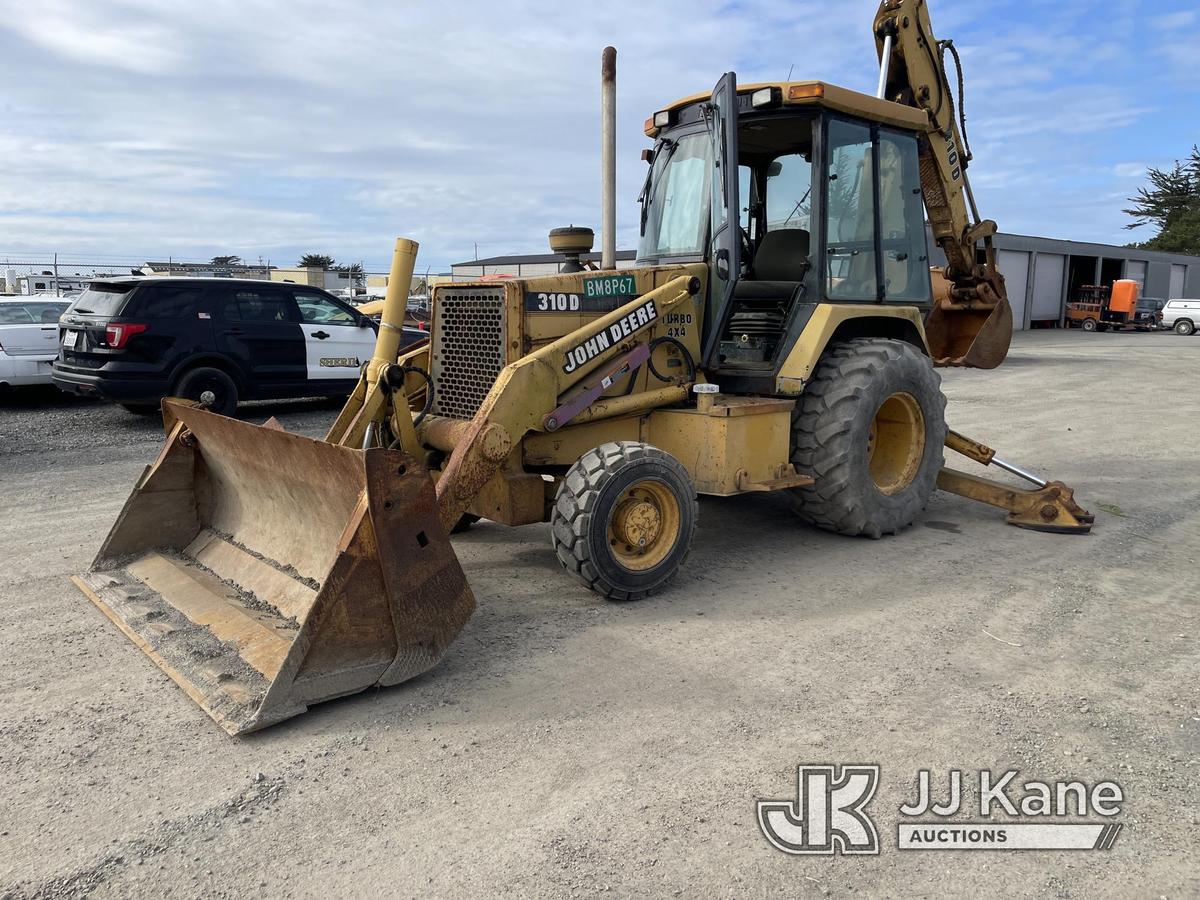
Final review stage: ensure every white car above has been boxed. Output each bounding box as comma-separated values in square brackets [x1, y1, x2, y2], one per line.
[0, 297, 73, 387]
[1161, 299, 1199, 336]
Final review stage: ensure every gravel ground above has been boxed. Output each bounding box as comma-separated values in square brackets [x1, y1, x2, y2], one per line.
[0, 388, 339, 462]
[0, 330, 1196, 898]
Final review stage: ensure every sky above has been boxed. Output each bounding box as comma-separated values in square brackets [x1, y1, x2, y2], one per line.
[0, 0, 1196, 273]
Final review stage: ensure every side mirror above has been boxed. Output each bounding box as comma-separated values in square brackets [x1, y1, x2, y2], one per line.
[357, 315, 372, 328]
[766, 160, 783, 177]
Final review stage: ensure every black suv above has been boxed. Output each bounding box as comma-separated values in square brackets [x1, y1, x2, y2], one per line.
[53, 277, 422, 415]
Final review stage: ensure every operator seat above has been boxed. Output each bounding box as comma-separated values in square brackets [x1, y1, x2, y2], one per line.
[719, 228, 812, 364]
[736, 227, 810, 302]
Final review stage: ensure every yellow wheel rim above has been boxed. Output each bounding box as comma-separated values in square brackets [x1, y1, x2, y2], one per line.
[607, 479, 681, 572]
[866, 392, 925, 495]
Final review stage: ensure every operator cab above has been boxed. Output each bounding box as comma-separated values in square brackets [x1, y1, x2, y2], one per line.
[637, 76, 932, 381]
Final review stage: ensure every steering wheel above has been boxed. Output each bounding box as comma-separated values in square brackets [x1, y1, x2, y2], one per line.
[739, 226, 754, 274]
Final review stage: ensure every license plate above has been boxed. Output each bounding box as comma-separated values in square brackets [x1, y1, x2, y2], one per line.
[583, 273, 637, 299]
[62, 330, 79, 349]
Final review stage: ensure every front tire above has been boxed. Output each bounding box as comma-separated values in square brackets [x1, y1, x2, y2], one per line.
[786, 338, 947, 539]
[174, 367, 238, 417]
[552, 442, 697, 601]
[1175, 319, 1195, 336]
[1081, 318, 1098, 332]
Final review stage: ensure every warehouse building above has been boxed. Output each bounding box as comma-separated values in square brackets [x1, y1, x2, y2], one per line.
[929, 232, 1200, 330]
[453, 232, 1200, 331]
[450, 250, 637, 281]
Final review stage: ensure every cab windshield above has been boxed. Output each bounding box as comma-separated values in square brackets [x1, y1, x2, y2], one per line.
[638, 132, 713, 260]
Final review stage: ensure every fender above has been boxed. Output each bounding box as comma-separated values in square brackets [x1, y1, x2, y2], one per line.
[774, 303, 928, 393]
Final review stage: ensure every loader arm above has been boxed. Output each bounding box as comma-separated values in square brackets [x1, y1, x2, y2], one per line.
[873, 0, 1013, 368]
[417, 276, 702, 534]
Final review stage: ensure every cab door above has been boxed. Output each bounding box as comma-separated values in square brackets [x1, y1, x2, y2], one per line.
[290, 290, 375, 382]
[702, 71, 742, 367]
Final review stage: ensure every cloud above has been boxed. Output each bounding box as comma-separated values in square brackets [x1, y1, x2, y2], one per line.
[0, 0, 181, 74]
[1151, 10, 1197, 29]
[0, 0, 1189, 269]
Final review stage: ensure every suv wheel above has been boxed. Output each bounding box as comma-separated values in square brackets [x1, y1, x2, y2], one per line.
[1175, 319, 1195, 336]
[174, 367, 238, 417]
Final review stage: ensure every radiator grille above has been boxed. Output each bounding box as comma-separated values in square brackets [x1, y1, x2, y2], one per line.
[430, 288, 506, 420]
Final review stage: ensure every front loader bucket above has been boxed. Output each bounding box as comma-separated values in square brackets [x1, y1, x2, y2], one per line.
[72, 400, 474, 735]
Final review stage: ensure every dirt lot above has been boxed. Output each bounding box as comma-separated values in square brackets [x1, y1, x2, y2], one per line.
[0, 330, 1196, 898]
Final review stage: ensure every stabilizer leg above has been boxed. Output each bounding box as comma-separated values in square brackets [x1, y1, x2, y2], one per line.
[938, 430, 1094, 534]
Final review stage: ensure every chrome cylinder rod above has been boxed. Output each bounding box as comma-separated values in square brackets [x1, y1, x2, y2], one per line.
[990, 455, 1048, 489]
[876, 34, 893, 99]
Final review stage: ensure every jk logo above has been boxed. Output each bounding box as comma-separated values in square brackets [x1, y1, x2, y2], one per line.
[758, 765, 881, 855]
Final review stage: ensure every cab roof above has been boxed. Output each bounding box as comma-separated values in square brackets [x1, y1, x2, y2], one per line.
[644, 80, 929, 138]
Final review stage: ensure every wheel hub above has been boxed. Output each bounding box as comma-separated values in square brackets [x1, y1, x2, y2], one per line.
[607, 480, 681, 572]
[868, 391, 926, 496]
[199, 389, 217, 406]
[612, 499, 662, 548]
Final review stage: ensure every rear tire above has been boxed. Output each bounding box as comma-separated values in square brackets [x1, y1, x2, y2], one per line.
[1081, 318, 1098, 332]
[786, 338, 947, 539]
[552, 442, 697, 601]
[1175, 319, 1195, 336]
[174, 367, 238, 417]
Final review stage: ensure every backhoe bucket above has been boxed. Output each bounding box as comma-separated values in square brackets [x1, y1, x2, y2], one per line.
[72, 400, 475, 735]
[926, 268, 1014, 369]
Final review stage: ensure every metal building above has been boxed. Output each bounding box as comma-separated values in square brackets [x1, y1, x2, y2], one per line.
[453, 233, 1200, 331]
[929, 231, 1200, 330]
[451, 251, 637, 281]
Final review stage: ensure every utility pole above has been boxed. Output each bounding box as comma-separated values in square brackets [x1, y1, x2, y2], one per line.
[53, 252, 60, 296]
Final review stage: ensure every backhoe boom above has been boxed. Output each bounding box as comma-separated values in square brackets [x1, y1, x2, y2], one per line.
[874, 0, 1013, 368]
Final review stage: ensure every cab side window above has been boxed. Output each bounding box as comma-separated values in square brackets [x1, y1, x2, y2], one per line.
[765, 153, 813, 232]
[293, 292, 356, 325]
[878, 130, 931, 302]
[222, 289, 296, 323]
[825, 120, 878, 301]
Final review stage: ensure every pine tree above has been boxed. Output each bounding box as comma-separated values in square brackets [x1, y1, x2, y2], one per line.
[1124, 146, 1200, 253]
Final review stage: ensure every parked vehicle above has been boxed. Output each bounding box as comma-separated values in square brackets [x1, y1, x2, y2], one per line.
[52, 277, 425, 415]
[0, 297, 72, 388]
[1066, 280, 1139, 332]
[1161, 298, 1199, 335]
[1133, 297, 1165, 331]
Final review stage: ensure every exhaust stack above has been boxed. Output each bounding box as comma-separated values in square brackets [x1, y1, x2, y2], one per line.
[601, 46, 617, 270]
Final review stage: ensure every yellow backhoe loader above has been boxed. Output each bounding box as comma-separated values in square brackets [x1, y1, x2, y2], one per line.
[73, 0, 1093, 734]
